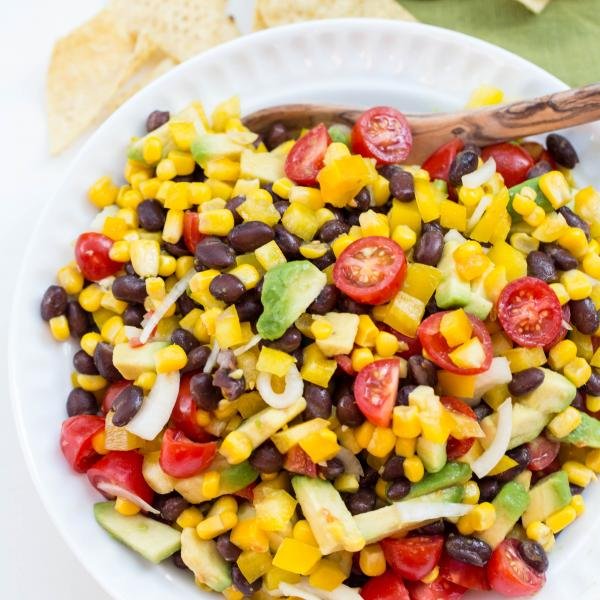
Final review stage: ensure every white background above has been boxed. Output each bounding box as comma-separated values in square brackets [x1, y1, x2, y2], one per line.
[0, 1, 252, 598]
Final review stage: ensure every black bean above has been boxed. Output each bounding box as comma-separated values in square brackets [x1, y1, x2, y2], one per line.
[508, 368, 545, 396]
[445, 534, 492, 567]
[413, 229, 444, 266]
[235, 290, 263, 322]
[381, 456, 406, 481]
[478, 478, 500, 503]
[195, 237, 236, 270]
[463, 143, 482, 157]
[112, 275, 147, 304]
[397, 385, 416, 406]
[265, 122, 292, 151]
[163, 240, 190, 258]
[231, 564, 262, 596]
[216, 533, 242, 562]
[336, 390, 365, 427]
[66, 301, 90, 338]
[423, 221, 442, 233]
[189, 372, 220, 410]
[346, 488, 376, 515]
[137, 199, 166, 232]
[177, 293, 197, 317]
[527, 160, 552, 179]
[273, 200, 290, 216]
[389, 168, 415, 202]
[408, 356, 437, 387]
[518, 540, 548, 573]
[266, 326, 302, 353]
[209, 274, 246, 304]
[73, 350, 99, 375]
[387, 478, 411, 501]
[225, 196, 245, 225]
[569, 483, 585, 495]
[495, 445, 530, 483]
[274, 224, 301, 258]
[213, 368, 245, 401]
[308, 284, 339, 315]
[320, 458, 345, 480]
[249, 440, 284, 474]
[93, 342, 121, 382]
[584, 370, 600, 396]
[557, 206, 591, 240]
[157, 495, 189, 522]
[172, 552, 190, 570]
[171, 328, 200, 354]
[337, 295, 369, 315]
[181, 345, 211, 374]
[411, 520, 446, 536]
[312, 250, 336, 271]
[122, 304, 145, 327]
[474, 403, 493, 421]
[359, 465, 378, 488]
[546, 134, 579, 169]
[41, 285, 68, 321]
[354, 187, 371, 211]
[571, 389, 586, 410]
[319, 219, 349, 243]
[527, 251, 557, 283]
[146, 110, 169, 132]
[542, 243, 578, 271]
[227, 221, 274, 253]
[448, 150, 479, 187]
[112, 385, 144, 426]
[66, 388, 98, 416]
[570, 298, 600, 334]
[304, 383, 332, 419]
[291, 347, 304, 369]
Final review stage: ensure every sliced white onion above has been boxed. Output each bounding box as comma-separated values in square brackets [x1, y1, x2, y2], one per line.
[96, 482, 160, 515]
[467, 194, 493, 231]
[257, 364, 304, 409]
[123, 326, 143, 341]
[126, 372, 180, 440]
[462, 157, 496, 189]
[233, 334, 262, 357]
[471, 398, 513, 478]
[278, 583, 320, 600]
[203, 340, 221, 374]
[335, 447, 364, 477]
[562, 319, 573, 331]
[97, 275, 116, 292]
[444, 229, 467, 244]
[472, 357, 512, 399]
[139, 269, 195, 344]
[279, 580, 362, 600]
[395, 501, 473, 524]
[90, 205, 119, 231]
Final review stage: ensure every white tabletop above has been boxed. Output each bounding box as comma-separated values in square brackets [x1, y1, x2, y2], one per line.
[0, 1, 253, 598]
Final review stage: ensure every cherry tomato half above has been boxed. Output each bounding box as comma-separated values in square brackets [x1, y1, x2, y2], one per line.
[421, 139, 464, 183]
[283, 445, 317, 477]
[284, 123, 331, 186]
[354, 358, 401, 427]
[441, 397, 477, 460]
[527, 436, 561, 471]
[360, 570, 410, 600]
[333, 237, 407, 305]
[487, 539, 545, 597]
[497, 276, 562, 348]
[60, 415, 105, 473]
[440, 555, 490, 591]
[102, 380, 130, 415]
[407, 578, 466, 600]
[381, 535, 444, 582]
[159, 428, 217, 479]
[544, 304, 570, 351]
[87, 450, 154, 504]
[351, 106, 413, 165]
[75, 232, 121, 282]
[171, 374, 213, 442]
[183, 211, 204, 254]
[418, 312, 493, 375]
[481, 143, 534, 188]
[335, 354, 356, 376]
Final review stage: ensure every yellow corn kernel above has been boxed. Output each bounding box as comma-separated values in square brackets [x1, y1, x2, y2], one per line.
[162, 209, 184, 244]
[549, 282, 570, 306]
[375, 331, 400, 357]
[129, 239, 160, 277]
[100, 290, 127, 315]
[526, 521, 555, 552]
[512, 193, 536, 216]
[546, 505, 577, 534]
[559, 227, 588, 258]
[355, 315, 379, 348]
[142, 136, 163, 165]
[257, 346, 296, 377]
[195, 511, 237, 540]
[229, 264, 260, 290]
[77, 373, 107, 392]
[458, 185, 484, 207]
[571, 494, 585, 516]
[293, 520, 318, 546]
[404, 455, 425, 482]
[207, 496, 238, 518]
[311, 319, 333, 341]
[467, 85, 504, 108]
[391, 224, 417, 251]
[562, 461, 595, 488]
[49, 315, 70, 341]
[101, 315, 125, 344]
[583, 253, 600, 280]
[299, 241, 329, 259]
[334, 473, 360, 493]
[463, 481, 480, 505]
[205, 178, 233, 201]
[145, 277, 165, 302]
[367, 427, 396, 458]
[439, 309, 472, 348]
[80, 332, 102, 357]
[539, 170, 571, 209]
[268, 177, 293, 200]
[138, 177, 161, 200]
[392, 406, 421, 439]
[172, 257, 193, 281]
[314, 208, 336, 229]
[201, 471, 221, 501]
[420, 566, 440, 585]
[132, 371, 156, 392]
[510, 232, 539, 254]
[524, 205, 546, 227]
[154, 344, 188, 374]
[197, 209, 234, 236]
[299, 429, 340, 463]
[309, 559, 347, 592]
[289, 186, 324, 210]
[168, 150, 196, 177]
[355, 421, 375, 450]
[359, 544, 386, 577]
[222, 587, 243, 600]
[78, 284, 103, 313]
[395, 437, 417, 458]
[156, 254, 177, 277]
[282, 202, 320, 241]
[470, 503, 496, 531]
[359, 210, 389, 237]
[220, 430, 253, 464]
[187, 182, 211, 205]
[108, 240, 129, 263]
[156, 158, 177, 180]
[190, 269, 220, 293]
[195, 409, 211, 427]
[457, 514, 475, 535]
[547, 407, 582, 439]
[563, 357, 592, 387]
[351, 347, 375, 372]
[255, 240, 287, 270]
[454, 243, 490, 281]
[330, 233, 358, 257]
[586, 395, 600, 413]
[586, 448, 600, 473]
[57, 264, 84, 295]
[114, 497, 141, 516]
[163, 182, 191, 211]
[561, 269, 592, 300]
[272, 538, 322, 575]
[200, 199, 227, 213]
[88, 176, 118, 208]
[548, 339, 578, 370]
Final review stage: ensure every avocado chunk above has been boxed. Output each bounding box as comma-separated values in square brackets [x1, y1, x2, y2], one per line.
[406, 462, 472, 499]
[328, 124, 351, 146]
[417, 438, 447, 474]
[518, 369, 576, 414]
[476, 481, 530, 549]
[435, 239, 472, 310]
[550, 411, 600, 448]
[508, 177, 553, 221]
[314, 312, 360, 357]
[481, 403, 550, 450]
[112, 341, 169, 380]
[257, 261, 327, 340]
[180, 528, 232, 592]
[292, 476, 365, 554]
[191, 133, 249, 168]
[522, 471, 572, 528]
[240, 149, 285, 182]
[94, 501, 181, 564]
[462, 291, 493, 320]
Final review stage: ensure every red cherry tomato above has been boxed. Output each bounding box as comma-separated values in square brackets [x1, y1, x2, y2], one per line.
[283, 445, 317, 477]
[60, 415, 105, 473]
[284, 123, 331, 186]
[102, 380, 131, 415]
[354, 358, 401, 427]
[421, 139, 464, 182]
[171, 374, 213, 442]
[544, 304, 570, 351]
[351, 106, 413, 165]
[487, 539, 545, 597]
[440, 555, 490, 591]
[75, 232, 121, 282]
[335, 354, 356, 376]
[481, 143, 534, 188]
[360, 570, 410, 600]
[441, 397, 477, 460]
[378, 324, 422, 359]
[527, 436, 561, 471]
[381, 535, 444, 581]
[234, 482, 257, 502]
[407, 578, 466, 600]
[520, 141, 545, 162]
[497, 277, 562, 348]
[183, 211, 204, 254]
[159, 428, 217, 479]
[333, 237, 407, 305]
[418, 312, 493, 375]
[87, 450, 154, 504]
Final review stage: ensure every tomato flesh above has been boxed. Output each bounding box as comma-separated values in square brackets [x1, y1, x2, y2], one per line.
[497, 276, 562, 347]
[381, 535, 444, 581]
[283, 445, 317, 477]
[441, 397, 477, 460]
[440, 555, 490, 591]
[482, 142, 534, 188]
[159, 428, 217, 479]
[527, 436, 561, 471]
[284, 123, 331, 186]
[60, 415, 105, 473]
[487, 539, 545, 597]
[418, 312, 493, 375]
[171, 374, 213, 442]
[360, 570, 410, 600]
[102, 380, 130, 415]
[335, 354, 356, 376]
[421, 139, 464, 183]
[407, 578, 466, 600]
[333, 237, 407, 305]
[351, 106, 413, 165]
[354, 358, 401, 427]
[183, 211, 204, 254]
[75, 232, 121, 281]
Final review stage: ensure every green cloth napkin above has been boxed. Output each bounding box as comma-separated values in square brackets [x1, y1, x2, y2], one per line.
[400, 0, 600, 87]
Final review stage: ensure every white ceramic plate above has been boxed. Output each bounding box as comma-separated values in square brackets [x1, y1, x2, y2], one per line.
[10, 19, 600, 600]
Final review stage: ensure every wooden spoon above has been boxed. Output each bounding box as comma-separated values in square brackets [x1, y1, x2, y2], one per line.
[242, 83, 600, 163]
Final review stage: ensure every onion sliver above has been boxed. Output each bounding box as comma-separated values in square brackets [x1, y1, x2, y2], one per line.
[462, 157, 496, 189]
[233, 334, 262, 357]
[96, 482, 160, 514]
[203, 340, 221, 374]
[472, 357, 512, 399]
[395, 501, 473, 524]
[471, 398, 513, 478]
[257, 365, 304, 409]
[467, 194, 492, 231]
[335, 447, 364, 477]
[279, 580, 362, 600]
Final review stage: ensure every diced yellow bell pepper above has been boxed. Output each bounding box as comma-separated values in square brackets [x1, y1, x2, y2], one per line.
[300, 344, 337, 387]
[272, 538, 322, 575]
[504, 346, 547, 372]
[487, 241, 527, 281]
[440, 199, 467, 231]
[575, 186, 600, 238]
[382, 292, 425, 337]
[359, 210, 390, 237]
[532, 212, 569, 243]
[214, 305, 243, 349]
[255, 488, 298, 532]
[256, 346, 296, 377]
[299, 429, 340, 463]
[437, 371, 476, 397]
[402, 263, 443, 304]
[237, 551, 273, 584]
[470, 187, 510, 243]
[414, 179, 441, 222]
[440, 309, 472, 347]
[317, 155, 377, 207]
[539, 171, 571, 209]
[388, 200, 422, 234]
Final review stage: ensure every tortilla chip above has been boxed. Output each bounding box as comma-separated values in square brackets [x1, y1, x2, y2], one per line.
[514, 0, 551, 13]
[256, 0, 416, 27]
[108, 0, 240, 62]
